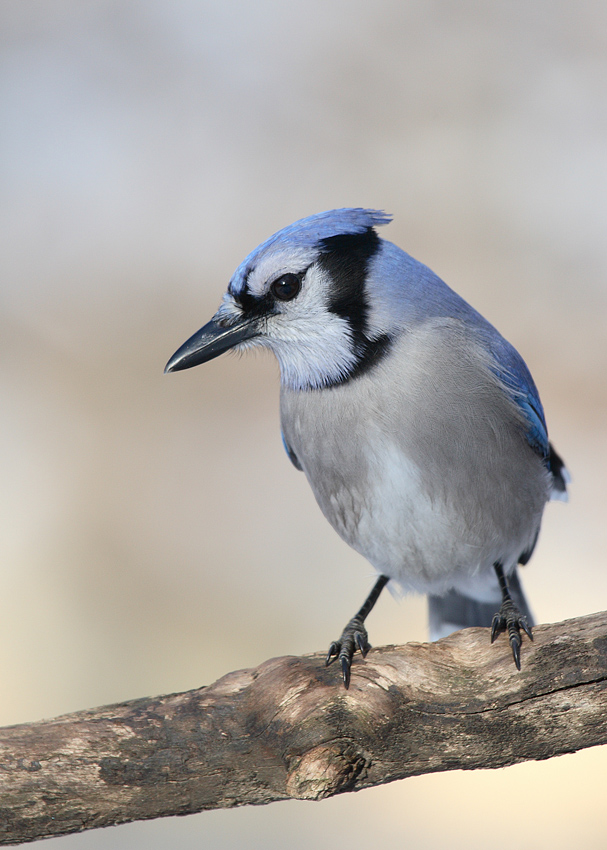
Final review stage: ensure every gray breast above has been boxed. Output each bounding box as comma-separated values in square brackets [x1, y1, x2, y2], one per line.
[280, 318, 551, 591]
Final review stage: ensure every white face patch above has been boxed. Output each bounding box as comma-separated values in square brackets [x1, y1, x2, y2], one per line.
[241, 247, 318, 298]
[215, 291, 245, 324]
[269, 265, 363, 390]
[218, 261, 360, 391]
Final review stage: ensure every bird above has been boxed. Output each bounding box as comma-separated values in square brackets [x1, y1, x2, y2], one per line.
[165, 208, 568, 688]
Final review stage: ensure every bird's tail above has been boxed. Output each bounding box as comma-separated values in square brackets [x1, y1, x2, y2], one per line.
[428, 568, 534, 641]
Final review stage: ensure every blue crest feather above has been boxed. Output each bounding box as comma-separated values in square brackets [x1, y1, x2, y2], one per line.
[230, 208, 391, 293]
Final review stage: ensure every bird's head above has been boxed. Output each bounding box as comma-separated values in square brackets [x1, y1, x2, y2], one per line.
[165, 208, 396, 390]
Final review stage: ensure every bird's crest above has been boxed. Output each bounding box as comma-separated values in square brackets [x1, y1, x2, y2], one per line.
[230, 208, 391, 294]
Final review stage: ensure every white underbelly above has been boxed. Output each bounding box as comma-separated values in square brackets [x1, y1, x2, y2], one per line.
[310, 441, 540, 595]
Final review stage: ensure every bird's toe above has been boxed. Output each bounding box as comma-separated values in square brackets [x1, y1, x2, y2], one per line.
[490, 599, 533, 670]
[326, 617, 370, 688]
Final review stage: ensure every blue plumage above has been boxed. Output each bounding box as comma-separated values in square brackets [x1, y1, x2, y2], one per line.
[166, 208, 568, 687]
[229, 209, 392, 295]
[481, 332, 549, 459]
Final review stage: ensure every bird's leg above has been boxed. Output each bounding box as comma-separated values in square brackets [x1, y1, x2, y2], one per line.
[490, 562, 533, 670]
[326, 574, 389, 688]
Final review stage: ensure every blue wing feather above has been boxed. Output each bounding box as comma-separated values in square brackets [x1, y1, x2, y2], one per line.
[515, 397, 549, 457]
[486, 335, 549, 460]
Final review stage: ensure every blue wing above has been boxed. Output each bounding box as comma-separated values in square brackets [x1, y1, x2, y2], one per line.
[487, 335, 549, 461]
[511, 394, 549, 458]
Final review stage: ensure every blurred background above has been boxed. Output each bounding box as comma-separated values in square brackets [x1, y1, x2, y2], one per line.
[1, 1, 606, 847]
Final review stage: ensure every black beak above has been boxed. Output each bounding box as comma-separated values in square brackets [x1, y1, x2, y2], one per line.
[164, 316, 259, 373]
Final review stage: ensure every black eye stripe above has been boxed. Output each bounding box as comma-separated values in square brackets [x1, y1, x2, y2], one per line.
[270, 272, 302, 301]
[319, 227, 380, 337]
[234, 269, 306, 315]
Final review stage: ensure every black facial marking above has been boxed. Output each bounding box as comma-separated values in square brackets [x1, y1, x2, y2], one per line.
[318, 227, 381, 338]
[234, 270, 305, 317]
[235, 285, 275, 318]
[317, 227, 389, 385]
[324, 333, 393, 388]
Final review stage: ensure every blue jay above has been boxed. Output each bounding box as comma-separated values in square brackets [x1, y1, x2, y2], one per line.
[166, 209, 568, 687]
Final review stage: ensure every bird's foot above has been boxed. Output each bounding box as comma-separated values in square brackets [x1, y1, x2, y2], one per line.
[325, 616, 370, 689]
[490, 599, 533, 670]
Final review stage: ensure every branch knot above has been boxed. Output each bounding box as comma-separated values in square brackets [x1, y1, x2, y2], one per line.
[286, 744, 367, 800]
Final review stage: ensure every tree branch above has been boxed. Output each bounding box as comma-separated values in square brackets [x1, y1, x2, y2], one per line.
[1, 611, 607, 846]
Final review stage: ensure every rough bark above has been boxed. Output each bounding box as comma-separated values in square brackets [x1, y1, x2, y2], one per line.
[1, 611, 607, 846]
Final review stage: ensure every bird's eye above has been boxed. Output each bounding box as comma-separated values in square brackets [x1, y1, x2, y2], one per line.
[270, 273, 301, 302]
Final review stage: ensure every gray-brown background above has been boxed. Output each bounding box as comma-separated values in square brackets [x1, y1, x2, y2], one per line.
[1, 1, 606, 847]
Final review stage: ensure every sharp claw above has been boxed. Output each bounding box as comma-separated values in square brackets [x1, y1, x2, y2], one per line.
[355, 633, 368, 657]
[327, 616, 373, 685]
[326, 642, 339, 666]
[340, 655, 351, 689]
[510, 635, 521, 670]
[490, 598, 534, 670]
[521, 619, 533, 640]
[490, 615, 501, 643]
